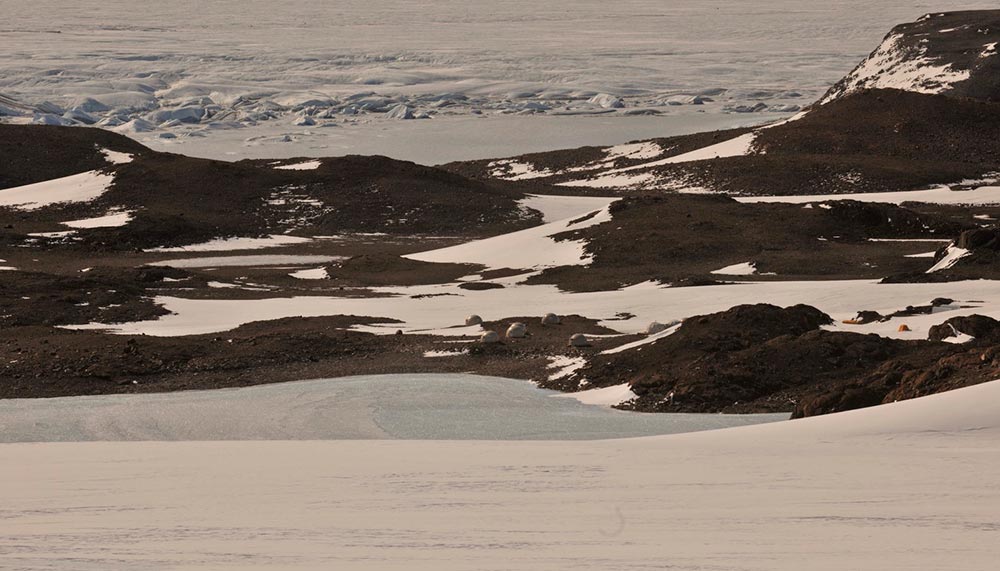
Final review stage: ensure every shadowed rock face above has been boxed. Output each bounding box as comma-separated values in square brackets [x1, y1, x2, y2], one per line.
[821, 10, 1000, 104]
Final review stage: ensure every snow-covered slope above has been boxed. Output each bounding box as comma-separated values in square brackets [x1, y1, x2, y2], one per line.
[2, 379, 998, 569]
[821, 10, 1000, 104]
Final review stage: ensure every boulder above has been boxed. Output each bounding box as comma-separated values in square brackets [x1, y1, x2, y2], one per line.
[568, 333, 591, 347]
[465, 314, 483, 326]
[928, 315, 1000, 342]
[480, 330, 500, 344]
[956, 228, 1000, 251]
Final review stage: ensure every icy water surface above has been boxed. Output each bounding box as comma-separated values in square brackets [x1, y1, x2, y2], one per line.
[0, 374, 788, 441]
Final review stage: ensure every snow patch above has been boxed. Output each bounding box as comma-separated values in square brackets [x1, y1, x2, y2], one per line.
[61, 210, 133, 229]
[926, 245, 971, 273]
[739, 185, 1000, 206]
[290, 267, 330, 280]
[148, 235, 313, 252]
[559, 133, 756, 188]
[274, 160, 322, 171]
[551, 383, 637, 406]
[546, 355, 587, 381]
[822, 33, 972, 103]
[711, 261, 758, 276]
[0, 171, 114, 211]
[489, 159, 554, 181]
[148, 255, 344, 269]
[100, 148, 134, 165]
[423, 349, 468, 358]
[405, 197, 618, 270]
[601, 321, 682, 355]
[605, 141, 663, 161]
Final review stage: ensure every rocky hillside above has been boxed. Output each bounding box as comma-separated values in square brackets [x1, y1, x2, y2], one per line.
[446, 11, 1000, 197]
[0, 125, 539, 251]
[820, 10, 1000, 104]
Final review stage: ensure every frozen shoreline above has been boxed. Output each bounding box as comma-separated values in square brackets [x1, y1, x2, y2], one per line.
[0, 373, 787, 442]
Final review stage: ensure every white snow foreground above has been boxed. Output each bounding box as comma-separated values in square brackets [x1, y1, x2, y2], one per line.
[2, 379, 999, 569]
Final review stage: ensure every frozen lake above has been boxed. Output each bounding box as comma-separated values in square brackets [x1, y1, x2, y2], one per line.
[0, 374, 787, 441]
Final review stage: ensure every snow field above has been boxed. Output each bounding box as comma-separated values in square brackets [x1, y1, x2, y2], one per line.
[2, 379, 998, 570]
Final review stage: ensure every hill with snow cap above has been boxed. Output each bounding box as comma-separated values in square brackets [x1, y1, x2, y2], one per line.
[821, 10, 1000, 104]
[448, 11, 1000, 197]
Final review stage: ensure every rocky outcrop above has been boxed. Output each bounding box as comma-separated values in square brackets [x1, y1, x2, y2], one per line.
[821, 11, 1000, 104]
[928, 315, 1000, 342]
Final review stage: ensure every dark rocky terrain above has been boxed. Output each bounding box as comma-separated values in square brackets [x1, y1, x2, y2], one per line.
[0, 124, 540, 252]
[3, 10, 1000, 419]
[542, 303, 1000, 416]
[529, 194, 991, 291]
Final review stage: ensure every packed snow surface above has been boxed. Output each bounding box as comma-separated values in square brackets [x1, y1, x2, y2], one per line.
[61, 210, 133, 229]
[738, 185, 1000, 206]
[927, 244, 971, 273]
[273, 160, 322, 171]
[2, 379, 998, 569]
[148, 234, 313, 252]
[711, 261, 758, 275]
[100, 148, 133, 165]
[289, 267, 330, 280]
[551, 383, 638, 407]
[147, 255, 343, 269]
[0, 171, 113, 210]
[518, 194, 619, 223]
[405, 197, 618, 269]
